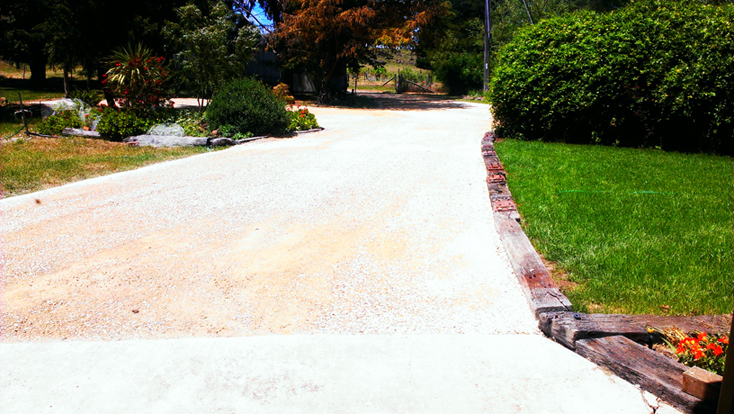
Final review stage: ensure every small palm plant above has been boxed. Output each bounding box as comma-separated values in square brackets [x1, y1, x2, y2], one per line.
[103, 43, 169, 111]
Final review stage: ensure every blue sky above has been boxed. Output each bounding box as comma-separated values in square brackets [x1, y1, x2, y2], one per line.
[248, 4, 275, 33]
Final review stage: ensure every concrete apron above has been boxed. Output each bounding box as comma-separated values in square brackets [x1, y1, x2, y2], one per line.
[1, 334, 663, 413]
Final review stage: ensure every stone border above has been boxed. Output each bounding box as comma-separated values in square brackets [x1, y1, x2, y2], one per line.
[481, 131, 730, 414]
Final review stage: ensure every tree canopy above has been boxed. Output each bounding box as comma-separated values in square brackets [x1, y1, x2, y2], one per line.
[163, 0, 259, 106]
[273, 0, 449, 101]
[0, 0, 191, 84]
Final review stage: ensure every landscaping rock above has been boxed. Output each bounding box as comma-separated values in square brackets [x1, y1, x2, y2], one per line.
[148, 123, 185, 137]
[125, 135, 209, 147]
[62, 128, 101, 138]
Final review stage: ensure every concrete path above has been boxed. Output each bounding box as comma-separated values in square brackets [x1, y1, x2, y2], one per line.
[1, 94, 676, 412]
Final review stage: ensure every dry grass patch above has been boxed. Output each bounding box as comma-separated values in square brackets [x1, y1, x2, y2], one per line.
[1, 136, 217, 197]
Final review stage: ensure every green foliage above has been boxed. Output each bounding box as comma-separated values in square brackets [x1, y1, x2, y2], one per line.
[232, 131, 254, 140]
[163, 0, 258, 105]
[37, 110, 82, 135]
[398, 67, 427, 84]
[426, 18, 484, 94]
[96, 107, 158, 139]
[172, 110, 209, 137]
[219, 124, 236, 137]
[287, 107, 320, 131]
[68, 88, 102, 107]
[418, 0, 631, 95]
[206, 77, 289, 136]
[104, 43, 170, 111]
[153, 108, 210, 137]
[272, 83, 295, 105]
[490, 1, 734, 155]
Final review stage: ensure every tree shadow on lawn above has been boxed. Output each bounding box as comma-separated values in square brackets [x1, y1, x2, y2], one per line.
[319, 91, 471, 111]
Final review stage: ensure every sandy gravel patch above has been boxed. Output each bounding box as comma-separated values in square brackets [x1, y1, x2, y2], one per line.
[1, 94, 538, 341]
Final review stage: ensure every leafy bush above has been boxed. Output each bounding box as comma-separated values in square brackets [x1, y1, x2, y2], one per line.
[287, 107, 320, 131]
[96, 108, 158, 140]
[273, 83, 295, 105]
[68, 88, 102, 107]
[489, 1, 734, 155]
[37, 110, 83, 135]
[431, 51, 483, 95]
[104, 43, 170, 111]
[206, 77, 289, 136]
[427, 19, 484, 95]
[158, 108, 209, 137]
[399, 67, 428, 84]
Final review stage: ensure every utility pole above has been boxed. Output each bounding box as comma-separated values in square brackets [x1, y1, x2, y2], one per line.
[483, 0, 491, 92]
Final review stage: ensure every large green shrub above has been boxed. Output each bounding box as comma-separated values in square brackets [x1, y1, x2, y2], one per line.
[96, 108, 157, 140]
[489, 1, 734, 155]
[206, 77, 289, 136]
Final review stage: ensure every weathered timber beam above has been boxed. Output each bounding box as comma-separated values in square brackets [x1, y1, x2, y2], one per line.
[540, 312, 732, 350]
[493, 213, 572, 315]
[577, 336, 716, 414]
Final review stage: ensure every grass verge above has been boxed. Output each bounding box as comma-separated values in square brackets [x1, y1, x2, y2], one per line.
[494, 139, 733, 315]
[1, 137, 219, 197]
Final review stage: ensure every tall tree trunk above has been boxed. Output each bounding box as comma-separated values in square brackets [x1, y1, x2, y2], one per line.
[29, 54, 47, 85]
[317, 56, 344, 104]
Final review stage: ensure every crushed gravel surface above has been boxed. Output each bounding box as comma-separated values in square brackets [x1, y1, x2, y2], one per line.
[1, 94, 539, 341]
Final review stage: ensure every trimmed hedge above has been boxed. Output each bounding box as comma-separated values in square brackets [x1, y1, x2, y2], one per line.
[206, 77, 289, 136]
[489, 1, 734, 155]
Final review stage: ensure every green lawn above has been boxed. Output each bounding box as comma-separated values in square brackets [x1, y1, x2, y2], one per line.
[1, 137, 219, 197]
[495, 139, 734, 315]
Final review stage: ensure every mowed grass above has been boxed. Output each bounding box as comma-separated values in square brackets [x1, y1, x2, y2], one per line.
[1, 137, 218, 197]
[494, 139, 734, 315]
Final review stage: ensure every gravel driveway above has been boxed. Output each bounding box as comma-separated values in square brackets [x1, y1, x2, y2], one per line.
[1, 93, 538, 341]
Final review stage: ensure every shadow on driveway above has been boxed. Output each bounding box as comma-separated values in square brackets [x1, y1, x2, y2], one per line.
[320, 92, 472, 111]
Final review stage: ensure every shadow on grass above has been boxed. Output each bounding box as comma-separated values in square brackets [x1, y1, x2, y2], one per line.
[0, 77, 96, 103]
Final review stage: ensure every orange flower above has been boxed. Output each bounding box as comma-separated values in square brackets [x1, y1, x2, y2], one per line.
[713, 345, 723, 357]
[694, 350, 704, 359]
[719, 336, 729, 345]
[697, 332, 707, 342]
